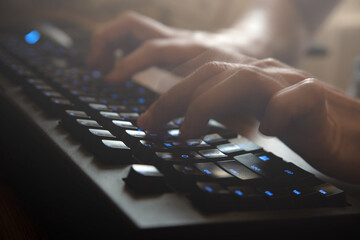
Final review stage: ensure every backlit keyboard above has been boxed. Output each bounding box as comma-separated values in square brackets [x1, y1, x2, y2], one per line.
[0, 26, 348, 216]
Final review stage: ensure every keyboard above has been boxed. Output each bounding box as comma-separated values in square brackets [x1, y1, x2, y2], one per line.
[0, 23, 359, 238]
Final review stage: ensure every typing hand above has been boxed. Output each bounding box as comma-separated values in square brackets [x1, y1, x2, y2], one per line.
[87, 11, 264, 83]
[137, 57, 360, 184]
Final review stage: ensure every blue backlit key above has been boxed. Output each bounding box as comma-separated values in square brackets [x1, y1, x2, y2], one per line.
[229, 136, 262, 152]
[234, 153, 280, 178]
[198, 149, 228, 159]
[217, 160, 262, 182]
[216, 143, 244, 155]
[194, 162, 234, 180]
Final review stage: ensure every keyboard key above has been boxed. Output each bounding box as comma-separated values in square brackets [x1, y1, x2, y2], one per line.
[76, 119, 102, 128]
[153, 151, 205, 164]
[258, 186, 325, 209]
[314, 183, 346, 207]
[65, 110, 90, 119]
[216, 143, 244, 155]
[202, 133, 227, 145]
[198, 149, 228, 159]
[93, 140, 132, 164]
[162, 139, 210, 151]
[119, 112, 140, 121]
[234, 153, 281, 178]
[217, 160, 262, 182]
[89, 103, 111, 111]
[187, 182, 235, 212]
[123, 164, 171, 194]
[274, 162, 318, 186]
[139, 140, 166, 150]
[88, 129, 116, 138]
[172, 164, 202, 176]
[194, 162, 234, 180]
[227, 186, 266, 210]
[229, 136, 262, 152]
[99, 111, 122, 120]
[194, 181, 229, 194]
[60, 112, 101, 141]
[111, 120, 138, 137]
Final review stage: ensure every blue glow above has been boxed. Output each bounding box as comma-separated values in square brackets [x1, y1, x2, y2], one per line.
[250, 165, 261, 172]
[203, 169, 212, 175]
[265, 190, 273, 196]
[111, 93, 119, 99]
[82, 86, 89, 92]
[229, 168, 239, 175]
[204, 186, 213, 192]
[172, 142, 181, 146]
[319, 189, 327, 195]
[293, 189, 301, 195]
[138, 98, 146, 104]
[234, 190, 244, 196]
[92, 70, 101, 78]
[132, 107, 139, 112]
[284, 169, 294, 175]
[181, 154, 189, 159]
[25, 30, 40, 44]
[258, 155, 270, 161]
[164, 143, 172, 147]
[137, 87, 146, 94]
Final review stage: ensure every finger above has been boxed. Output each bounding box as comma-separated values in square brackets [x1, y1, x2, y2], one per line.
[137, 61, 235, 130]
[179, 66, 281, 139]
[87, 11, 172, 68]
[106, 39, 207, 83]
[172, 47, 257, 77]
[259, 78, 328, 137]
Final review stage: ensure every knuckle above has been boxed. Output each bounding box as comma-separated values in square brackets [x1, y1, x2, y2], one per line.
[234, 65, 261, 81]
[301, 78, 322, 93]
[120, 10, 139, 22]
[254, 57, 282, 67]
[202, 61, 233, 73]
[298, 78, 326, 106]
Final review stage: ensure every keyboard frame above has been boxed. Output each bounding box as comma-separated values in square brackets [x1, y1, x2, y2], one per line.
[1, 71, 360, 238]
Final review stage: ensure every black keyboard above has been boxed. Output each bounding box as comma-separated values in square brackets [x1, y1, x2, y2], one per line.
[0, 24, 359, 238]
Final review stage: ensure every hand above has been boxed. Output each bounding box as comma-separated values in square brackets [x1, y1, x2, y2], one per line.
[87, 11, 269, 83]
[137, 57, 360, 184]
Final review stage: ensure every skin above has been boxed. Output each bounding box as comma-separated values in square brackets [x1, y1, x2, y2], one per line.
[86, 1, 360, 184]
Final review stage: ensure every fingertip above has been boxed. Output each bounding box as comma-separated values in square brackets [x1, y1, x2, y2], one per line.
[258, 121, 275, 137]
[137, 110, 154, 130]
[106, 71, 125, 83]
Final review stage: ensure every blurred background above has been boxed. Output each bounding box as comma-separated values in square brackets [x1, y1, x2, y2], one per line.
[1, 0, 360, 92]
